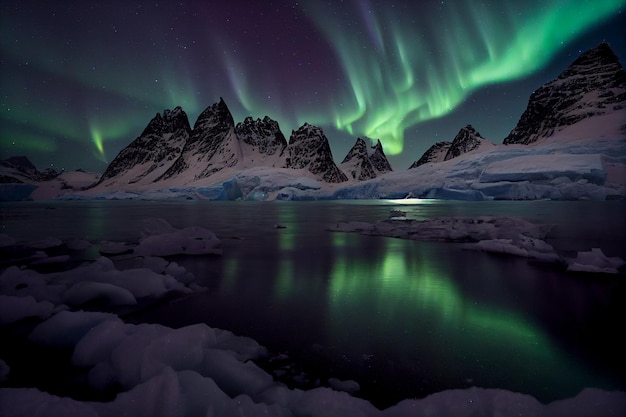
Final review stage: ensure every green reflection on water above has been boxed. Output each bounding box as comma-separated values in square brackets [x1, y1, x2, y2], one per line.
[326, 236, 568, 379]
[276, 204, 300, 252]
[275, 259, 295, 301]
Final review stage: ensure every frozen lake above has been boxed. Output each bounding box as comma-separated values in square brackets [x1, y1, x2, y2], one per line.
[1, 199, 625, 408]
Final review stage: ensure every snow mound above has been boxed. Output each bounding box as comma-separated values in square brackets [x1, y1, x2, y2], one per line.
[566, 248, 625, 274]
[0, 295, 55, 325]
[1, 306, 625, 416]
[0, 256, 196, 309]
[135, 218, 222, 256]
[64, 281, 137, 307]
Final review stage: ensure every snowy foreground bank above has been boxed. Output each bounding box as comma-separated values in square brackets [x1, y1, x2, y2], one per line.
[1, 218, 625, 417]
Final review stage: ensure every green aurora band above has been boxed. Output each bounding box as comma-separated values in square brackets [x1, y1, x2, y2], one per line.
[1, 0, 624, 167]
[305, 0, 626, 154]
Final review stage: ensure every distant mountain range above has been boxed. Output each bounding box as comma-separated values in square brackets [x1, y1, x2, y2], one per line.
[1, 42, 625, 201]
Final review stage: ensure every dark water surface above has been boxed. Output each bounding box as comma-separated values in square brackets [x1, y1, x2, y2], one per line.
[1, 199, 625, 408]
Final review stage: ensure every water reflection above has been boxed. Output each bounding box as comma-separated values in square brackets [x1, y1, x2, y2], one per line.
[3, 200, 622, 405]
[325, 233, 595, 397]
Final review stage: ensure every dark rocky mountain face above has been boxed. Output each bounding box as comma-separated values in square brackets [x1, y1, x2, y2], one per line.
[370, 139, 393, 174]
[340, 137, 376, 180]
[161, 98, 240, 180]
[444, 125, 486, 160]
[285, 123, 348, 183]
[504, 42, 626, 145]
[340, 138, 393, 180]
[235, 116, 287, 157]
[409, 125, 490, 169]
[408, 141, 452, 169]
[140, 107, 192, 137]
[98, 107, 191, 184]
[0, 156, 59, 183]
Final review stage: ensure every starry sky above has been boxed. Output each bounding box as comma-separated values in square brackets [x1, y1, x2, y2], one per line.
[1, 0, 625, 173]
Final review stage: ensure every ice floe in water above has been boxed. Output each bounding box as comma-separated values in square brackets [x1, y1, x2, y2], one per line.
[329, 215, 625, 270]
[134, 217, 222, 256]
[566, 248, 626, 274]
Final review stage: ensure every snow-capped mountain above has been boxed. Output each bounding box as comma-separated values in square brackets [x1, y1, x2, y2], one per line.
[408, 142, 452, 168]
[339, 137, 377, 180]
[0, 155, 100, 201]
[408, 125, 493, 168]
[96, 107, 191, 186]
[444, 125, 494, 160]
[339, 138, 392, 180]
[4, 42, 625, 201]
[0, 156, 58, 183]
[160, 98, 240, 181]
[284, 123, 348, 183]
[235, 116, 288, 168]
[369, 139, 393, 174]
[504, 42, 626, 145]
[95, 99, 344, 187]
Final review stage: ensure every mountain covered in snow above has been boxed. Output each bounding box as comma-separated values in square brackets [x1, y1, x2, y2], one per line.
[504, 42, 626, 145]
[90, 98, 350, 191]
[339, 138, 393, 180]
[0, 156, 59, 183]
[284, 123, 348, 183]
[2, 42, 625, 202]
[235, 115, 288, 168]
[97, 106, 191, 186]
[408, 125, 494, 168]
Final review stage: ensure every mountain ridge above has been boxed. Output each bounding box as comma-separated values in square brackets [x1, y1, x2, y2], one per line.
[2, 42, 625, 201]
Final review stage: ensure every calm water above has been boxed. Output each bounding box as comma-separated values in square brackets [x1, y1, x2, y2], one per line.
[1, 199, 625, 408]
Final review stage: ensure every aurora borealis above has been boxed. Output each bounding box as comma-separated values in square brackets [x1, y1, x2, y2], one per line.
[1, 0, 625, 172]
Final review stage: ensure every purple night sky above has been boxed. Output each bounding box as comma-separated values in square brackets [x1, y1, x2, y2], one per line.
[1, 0, 625, 172]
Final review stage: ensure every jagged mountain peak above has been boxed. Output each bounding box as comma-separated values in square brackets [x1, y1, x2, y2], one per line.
[444, 124, 488, 161]
[141, 106, 191, 137]
[560, 42, 623, 79]
[291, 122, 330, 139]
[340, 137, 375, 180]
[408, 141, 452, 169]
[286, 123, 348, 183]
[235, 114, 288, 166]
[193, 97, 234, 131]
[1, 155, 38, 172]
[0, 155, 59, 183]
[339, 137, 392, 180]
[160, 98, 240, 180]
[341, 137, 369, 164]
[369, 139, 393, 174]
[409, 124, 492, 168]
[504, 42, 626, 145]
[98, 106, 191, 185]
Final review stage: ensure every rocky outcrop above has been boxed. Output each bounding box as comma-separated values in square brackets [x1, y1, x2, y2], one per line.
[340, 137, 376, 180]
[444, 125, 492, 160]
[408, 142, 452, 168]
[285, 123, 348, 183]
[97, 107, 191, 185]
[160, 98, 240, 180]
[0, 156, 59, 183]
[235, 116, 287, 167]
[369, 139, 393, 174]
[339, 138, 392, 180]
